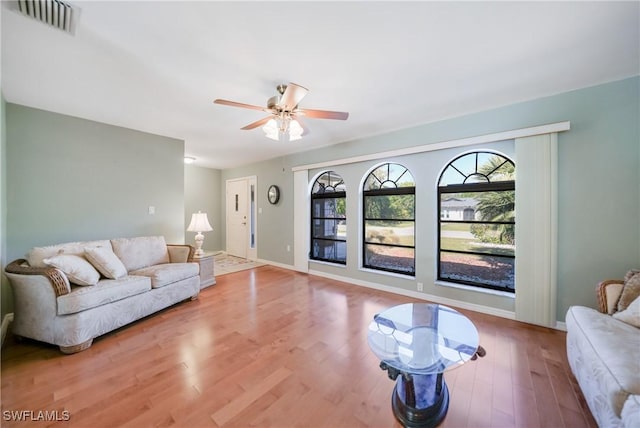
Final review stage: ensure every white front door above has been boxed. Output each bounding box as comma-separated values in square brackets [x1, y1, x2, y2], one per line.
[226, 178, 249, 258]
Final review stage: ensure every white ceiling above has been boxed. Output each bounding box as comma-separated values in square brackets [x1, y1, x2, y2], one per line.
[2, 1, 639, 169]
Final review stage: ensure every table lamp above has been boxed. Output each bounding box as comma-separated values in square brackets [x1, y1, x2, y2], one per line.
[187, 211, 213, 256]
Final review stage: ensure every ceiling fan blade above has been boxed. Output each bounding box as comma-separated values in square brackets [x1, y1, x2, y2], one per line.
[278, 83, 308, 111]
[214, 99, 267, 112]
[241, 116, 273, 130]
[296, 108, 349, 120]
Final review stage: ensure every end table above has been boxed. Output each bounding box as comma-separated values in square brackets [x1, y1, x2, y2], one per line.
[193, 251, 216, 289]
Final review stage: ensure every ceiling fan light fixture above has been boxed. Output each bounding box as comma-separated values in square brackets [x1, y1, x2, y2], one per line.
[262, 117, 303, 142]
[288, 119, 303, 141]
[263, 119, 280, 141]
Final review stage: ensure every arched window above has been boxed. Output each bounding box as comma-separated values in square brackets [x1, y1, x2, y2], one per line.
[362, 163, 415, 275]
[311, 171, 346, 264]
[438, 151, 515, 292]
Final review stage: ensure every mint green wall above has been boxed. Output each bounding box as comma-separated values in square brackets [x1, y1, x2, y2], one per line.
[221, 159, 293, 262]
[185, 164, 222, 252]
[4, 104, 186, 314]
[1, 94, 7, 318]
[223, 76, 640, 322]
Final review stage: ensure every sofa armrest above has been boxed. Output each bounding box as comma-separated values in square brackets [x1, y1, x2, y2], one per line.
[596, 279, 624, 314]
[5, 259, 71, 297]
[167, 245, 195, 263]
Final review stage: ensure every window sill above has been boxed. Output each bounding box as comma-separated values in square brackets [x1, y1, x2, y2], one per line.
[309, 260, 347, 268]
[435, 280, 515, 299]
[359, 267, 416, 280]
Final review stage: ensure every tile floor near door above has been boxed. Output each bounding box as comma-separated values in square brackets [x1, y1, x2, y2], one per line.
[213, 252, 265, 276]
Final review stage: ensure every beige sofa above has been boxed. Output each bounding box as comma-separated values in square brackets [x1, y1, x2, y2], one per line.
[5, 236, 200, 353]
[566, 279, 640, 428]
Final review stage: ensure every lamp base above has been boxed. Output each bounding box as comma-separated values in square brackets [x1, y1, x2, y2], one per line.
[194, 232, 205, 257]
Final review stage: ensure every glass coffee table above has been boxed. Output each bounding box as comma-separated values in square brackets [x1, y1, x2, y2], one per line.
[367, 303, 485, 427]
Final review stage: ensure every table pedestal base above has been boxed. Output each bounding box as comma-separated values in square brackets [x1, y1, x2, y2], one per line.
[370, 305, 486, 428]
[391, 373, 449, 428]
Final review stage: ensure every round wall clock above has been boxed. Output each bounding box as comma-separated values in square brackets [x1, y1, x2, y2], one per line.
[267, 185, 280, 204]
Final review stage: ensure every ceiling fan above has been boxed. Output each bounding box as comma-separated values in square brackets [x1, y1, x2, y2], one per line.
[214, 83, 349, 141]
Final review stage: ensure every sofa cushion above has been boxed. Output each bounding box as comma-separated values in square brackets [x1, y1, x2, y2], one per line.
[43, 254, 101, 286]
[604, 282, 625, 315]
[622, 395, 640, 428]
[84, 246, 127, 279]
[57, 275, 151, 315]
[567, 306, 640, 417]
[130, 263, 199, 289]
[613, 296, 640, 328]
[111, 236, 170, 272]
[27, 240, 112, 268]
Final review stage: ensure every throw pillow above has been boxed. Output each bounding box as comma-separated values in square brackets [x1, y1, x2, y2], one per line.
[617, 271, 640, 312]
[85, 246, 127, 279]
[624, 269, 640, 282]
[613, 296, 640, 328]
[43, 254, 100, 286]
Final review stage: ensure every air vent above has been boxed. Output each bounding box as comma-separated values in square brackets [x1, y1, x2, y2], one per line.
[14, 0, 77, 34]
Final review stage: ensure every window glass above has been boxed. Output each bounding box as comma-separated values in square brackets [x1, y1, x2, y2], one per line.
[363, 163, 415, 275]
[437, 152, 515, 292]
[310, 171, 347, 264]
[364, 194, 415, 220]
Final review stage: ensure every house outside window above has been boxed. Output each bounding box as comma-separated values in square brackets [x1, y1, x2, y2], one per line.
[311, 171, 346, 264]
[362, 163, 415, 275]
[438, 151, 515, 292]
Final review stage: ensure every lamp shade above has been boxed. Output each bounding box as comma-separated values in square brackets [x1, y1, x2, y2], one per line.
[187, 211, 213, 232]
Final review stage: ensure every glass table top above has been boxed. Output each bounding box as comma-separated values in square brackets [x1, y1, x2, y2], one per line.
[367, 303, 479, 375]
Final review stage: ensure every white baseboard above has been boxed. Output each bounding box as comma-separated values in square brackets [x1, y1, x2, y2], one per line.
[309, 269, 517, 321]
[257, 259, 298, 272]
[1, 313, 14, 346]
[250, 261, 568, 330]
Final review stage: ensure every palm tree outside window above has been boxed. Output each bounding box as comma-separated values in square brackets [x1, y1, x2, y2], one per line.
[437, 151, 515, 292]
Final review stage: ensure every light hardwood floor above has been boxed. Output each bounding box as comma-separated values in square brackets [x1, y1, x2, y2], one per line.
[1, 266, 596, 427]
